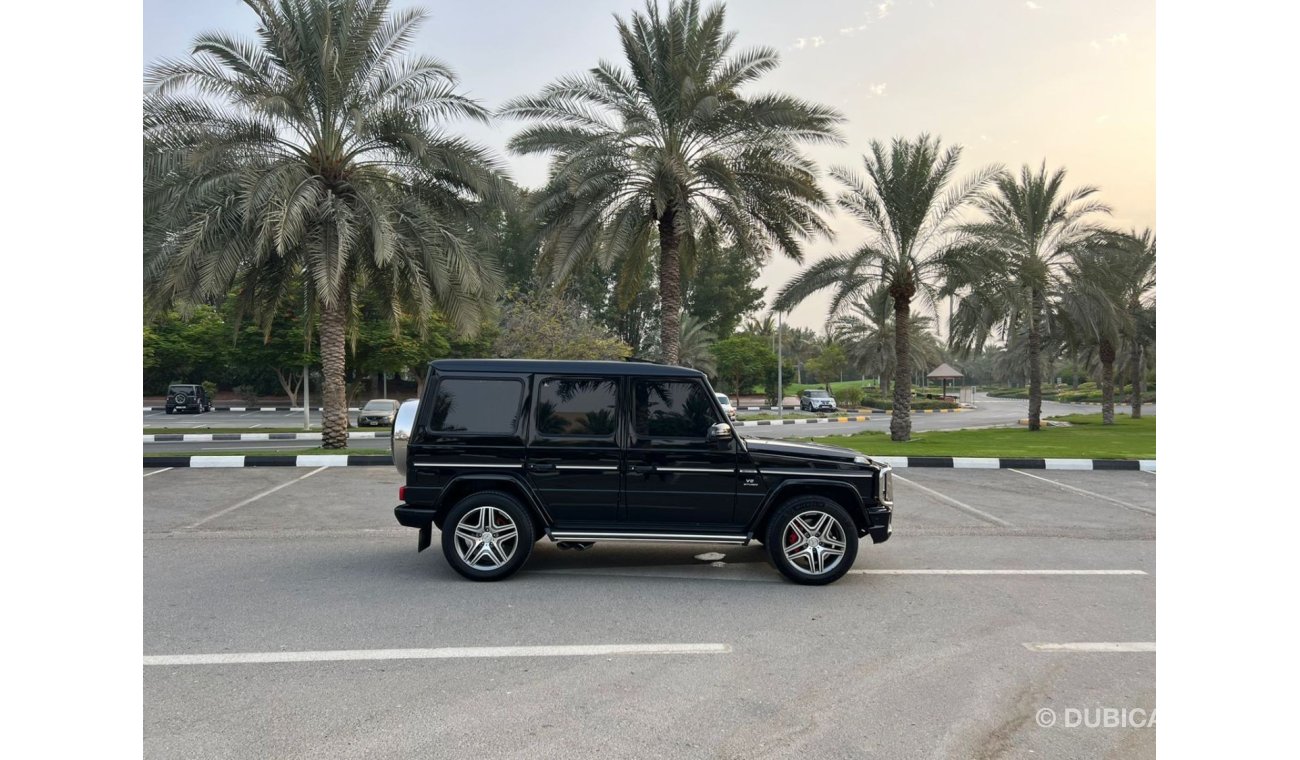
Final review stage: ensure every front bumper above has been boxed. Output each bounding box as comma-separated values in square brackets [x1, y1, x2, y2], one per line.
[865, 507, 892, 543]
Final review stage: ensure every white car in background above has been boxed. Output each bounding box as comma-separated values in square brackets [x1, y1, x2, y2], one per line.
[715, 392, 737, 421]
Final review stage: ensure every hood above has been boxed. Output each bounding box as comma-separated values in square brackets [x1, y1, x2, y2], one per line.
[742, 436, 867, 466]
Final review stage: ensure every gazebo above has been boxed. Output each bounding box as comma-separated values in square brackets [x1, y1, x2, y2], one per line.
[927, 363, 964, 400]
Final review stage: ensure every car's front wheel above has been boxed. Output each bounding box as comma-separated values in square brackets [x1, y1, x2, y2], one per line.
[765, 496, 859, 585]
[440, 491, 535, 581]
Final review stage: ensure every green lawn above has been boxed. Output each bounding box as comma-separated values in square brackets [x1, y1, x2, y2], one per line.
[145, 446, 389, 457]
[812, 414, 1154, 460]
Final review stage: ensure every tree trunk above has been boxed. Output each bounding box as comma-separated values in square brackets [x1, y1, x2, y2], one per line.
[273, 368, 301, 406]
[657, 208, 682, 365]
[1100, 338, 1116, 425]
[1129, 304, 1143, 419]
[890, 285, 915, 442]
[1070, 346, 1079, 390]
[318, 300, 350, 449]
[1026, 288, 1044, 431]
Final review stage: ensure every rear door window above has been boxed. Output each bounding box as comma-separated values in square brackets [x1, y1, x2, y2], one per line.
[428, 378, 523, 434]
[535, 377, 619, 438]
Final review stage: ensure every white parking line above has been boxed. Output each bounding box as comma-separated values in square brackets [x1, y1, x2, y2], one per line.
[850, 569, 1147, 575]
[185, 466, 327, 529]
[1023, 642, 1155, 653]
[894, 475, 1014, 527]
[143, 467, 173, 478]
[144, 643, 731, 666]
[1008, 469, 1155, 515]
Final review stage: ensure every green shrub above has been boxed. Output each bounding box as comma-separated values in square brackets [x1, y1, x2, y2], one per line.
[202, 380, 218, 402]
[234, 384, 258, 406]
[837, 385, 865, 407]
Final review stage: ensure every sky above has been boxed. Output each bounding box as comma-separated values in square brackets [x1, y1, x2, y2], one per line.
[143, 0, 1155, 333]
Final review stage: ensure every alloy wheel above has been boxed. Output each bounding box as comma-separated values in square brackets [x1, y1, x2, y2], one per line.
[782, 510, 848, 575]
[452, 506, 519, 570]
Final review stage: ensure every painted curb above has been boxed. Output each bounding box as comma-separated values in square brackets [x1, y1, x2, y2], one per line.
[735, 410, 963, 426]
[145, 455, 1154, 471]
[143, 431, 391, 443]
[143, 406, 362, 412]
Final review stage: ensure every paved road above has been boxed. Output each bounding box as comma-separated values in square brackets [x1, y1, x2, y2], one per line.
[144, 393, 1155, 450]
[144, 466, 1156, 758]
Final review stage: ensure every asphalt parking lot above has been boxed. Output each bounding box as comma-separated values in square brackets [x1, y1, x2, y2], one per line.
[144, 466, 1155, 759]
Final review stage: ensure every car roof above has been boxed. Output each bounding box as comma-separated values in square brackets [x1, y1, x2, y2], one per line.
[429, 359, 705, 378]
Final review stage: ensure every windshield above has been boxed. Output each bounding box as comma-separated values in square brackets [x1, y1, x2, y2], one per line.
[363, 400, 397, 411]
[715, 394, 730, 406]
[808, 390, 829, 398]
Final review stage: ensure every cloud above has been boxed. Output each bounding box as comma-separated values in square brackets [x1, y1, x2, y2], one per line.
[811, 36, 826, 48]
[866, 82, 887, 97]
[1095, 114, 1110, 124]
[876, 0, 895, 20]
[1090, 32, 1129, 51]
[840, 24, 869, 36]
[1026, 1, 1040, 9]
[793, 37, 807, 49]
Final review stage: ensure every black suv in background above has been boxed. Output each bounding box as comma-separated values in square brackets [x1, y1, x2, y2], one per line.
[391, 360, 893, 585]
[165, 384, 211, 414]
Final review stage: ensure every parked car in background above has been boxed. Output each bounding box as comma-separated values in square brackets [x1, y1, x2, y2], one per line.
[357, 399, 399, 427]
[390, 359, 893, 585]
[165, 383, 210, 414]
[800, 388, 838, 412]
[715, 392, 737, 421]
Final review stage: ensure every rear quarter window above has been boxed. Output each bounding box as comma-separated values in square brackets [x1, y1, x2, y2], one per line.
[427, 377, 523, 434]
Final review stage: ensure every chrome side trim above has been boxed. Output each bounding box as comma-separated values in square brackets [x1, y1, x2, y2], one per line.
[656, 467, 736, 474]
[549, 531, 748, 545]
[413, 462, 524, 469]
[555, 465, 620, 471]
[760, 468, 875, 478]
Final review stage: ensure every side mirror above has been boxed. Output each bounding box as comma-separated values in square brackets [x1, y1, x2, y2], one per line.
[706, 422, 734, 444]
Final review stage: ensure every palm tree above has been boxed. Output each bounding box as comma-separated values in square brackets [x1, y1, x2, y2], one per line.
[144, 0, 506, 448]
[500, 0, 842, 365]
[1116, 229, 1156, 418]
[677, 313, 718, 375]
[774, 135, 997, 441]
[1058, 245, 1129, 424]
[945, 163, 1110, 431]
[834, 290, 944, 393]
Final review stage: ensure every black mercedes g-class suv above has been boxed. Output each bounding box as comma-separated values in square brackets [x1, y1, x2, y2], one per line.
[391, 360, 893, 585]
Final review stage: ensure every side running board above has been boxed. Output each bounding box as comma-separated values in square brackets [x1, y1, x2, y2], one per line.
[548, 530, 749, 545]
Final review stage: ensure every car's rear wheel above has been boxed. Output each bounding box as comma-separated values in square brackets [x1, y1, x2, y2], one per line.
[440, 491, 535, 581]
[765, 496, 858, 585]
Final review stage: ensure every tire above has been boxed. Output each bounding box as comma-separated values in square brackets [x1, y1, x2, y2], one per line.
[440, 490, 535, 581]
[165, 408, 174, 415]
[765, 496, 859, 585]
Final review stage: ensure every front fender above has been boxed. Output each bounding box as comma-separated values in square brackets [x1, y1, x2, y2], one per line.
[747, 478, 868, 536]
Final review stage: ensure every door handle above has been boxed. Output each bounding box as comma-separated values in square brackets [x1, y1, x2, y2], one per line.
[630, 464, 656, 475]
[527, 463, 556, 473]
